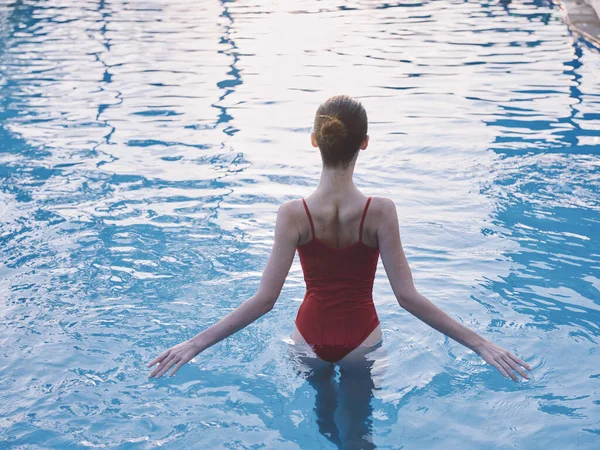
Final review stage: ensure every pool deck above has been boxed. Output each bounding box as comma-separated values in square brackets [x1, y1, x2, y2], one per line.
[554, 0, 600, 48]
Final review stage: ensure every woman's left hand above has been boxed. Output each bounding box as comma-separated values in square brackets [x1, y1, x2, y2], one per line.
[147, 339, 203, 379]
[474, 340, 532, 382]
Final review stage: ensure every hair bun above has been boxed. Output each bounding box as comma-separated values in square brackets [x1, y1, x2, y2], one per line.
[319, 115, 346, 143]
[313, 95, 367, 167]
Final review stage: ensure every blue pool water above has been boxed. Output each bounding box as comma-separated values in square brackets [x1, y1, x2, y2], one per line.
[1, 0, 599, 448]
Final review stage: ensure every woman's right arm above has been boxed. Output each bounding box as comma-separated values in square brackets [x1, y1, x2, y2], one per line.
[377, 198, 532, 382]
[147, 201, 299, 378]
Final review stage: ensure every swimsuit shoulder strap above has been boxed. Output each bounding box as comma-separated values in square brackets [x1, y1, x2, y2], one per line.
[301, 198, 316, 238]
[359, 196, 372, 243]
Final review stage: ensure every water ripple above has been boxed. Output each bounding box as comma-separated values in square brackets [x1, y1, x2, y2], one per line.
[1, 0, 599, 448]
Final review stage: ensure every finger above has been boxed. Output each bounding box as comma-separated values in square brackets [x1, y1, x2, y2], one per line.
[152, 353, 177, 378]
[507, 352, 532, 371]
[149, 353, 176, 378]
[502, 354, 529, 380]
[147, 350, 170, 368]
[498, 358, 518, 382]
[169, 360, 186, 377]
[156, 354, 179, 379]
[490, 360, 510, 379]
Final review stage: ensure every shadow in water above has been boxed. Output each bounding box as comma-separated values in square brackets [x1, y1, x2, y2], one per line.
[291, 344, 382, 449]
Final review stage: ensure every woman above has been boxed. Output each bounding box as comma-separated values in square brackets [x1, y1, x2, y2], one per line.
[147, 95, 532, 382]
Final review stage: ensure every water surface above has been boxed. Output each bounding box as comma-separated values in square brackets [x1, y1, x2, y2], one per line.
[1, 0, 599, 448]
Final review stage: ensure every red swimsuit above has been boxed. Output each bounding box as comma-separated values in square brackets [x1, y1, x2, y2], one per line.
[295, 197, 380, 362]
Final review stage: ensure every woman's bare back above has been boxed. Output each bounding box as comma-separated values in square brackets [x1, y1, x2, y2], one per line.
[296, 193, 379, 250]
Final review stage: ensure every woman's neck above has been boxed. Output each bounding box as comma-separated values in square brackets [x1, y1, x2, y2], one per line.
[316, 163, 360, 198]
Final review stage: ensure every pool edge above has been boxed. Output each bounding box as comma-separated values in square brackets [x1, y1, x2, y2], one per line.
[552, 0, 600, 49]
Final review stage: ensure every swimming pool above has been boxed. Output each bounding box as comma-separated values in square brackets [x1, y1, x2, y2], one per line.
[1, 0, 599, 448]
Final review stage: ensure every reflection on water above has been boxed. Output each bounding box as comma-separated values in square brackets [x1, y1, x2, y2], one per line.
[287, 338, 388, 449]
[1, 0, 599, 448]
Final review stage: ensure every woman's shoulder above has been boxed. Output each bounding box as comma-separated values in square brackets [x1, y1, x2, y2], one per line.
[276, 199, 307, 222]
[366, 196, 396, 216]
[278, 198, 304, 212]
[362, 197, 400, 235]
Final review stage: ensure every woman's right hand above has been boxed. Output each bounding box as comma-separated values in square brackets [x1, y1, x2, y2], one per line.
[474, 340, 532, 382]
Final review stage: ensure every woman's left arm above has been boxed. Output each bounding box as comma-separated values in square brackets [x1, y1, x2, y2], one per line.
[378, 198, 532, 382]
[148, 202, 299, 378]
